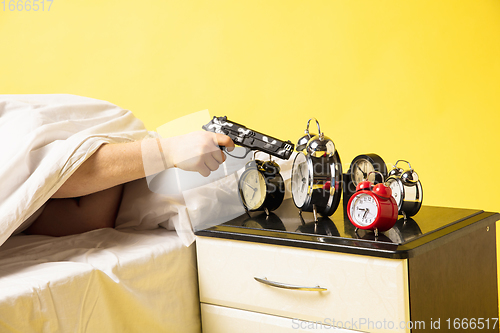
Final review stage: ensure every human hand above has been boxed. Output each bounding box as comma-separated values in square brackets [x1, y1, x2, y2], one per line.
[160, 131, 235, 177]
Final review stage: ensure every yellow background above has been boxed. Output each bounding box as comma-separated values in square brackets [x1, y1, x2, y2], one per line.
[1, 0, 498, 213]
[1, 0, 499, 318]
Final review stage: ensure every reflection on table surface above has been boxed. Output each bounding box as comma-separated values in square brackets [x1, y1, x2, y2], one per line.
[221, 199, 482, 245]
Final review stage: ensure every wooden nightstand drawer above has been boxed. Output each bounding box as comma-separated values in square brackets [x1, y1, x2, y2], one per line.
[201, 303, 359, 333]
[197, 237, 410, 333]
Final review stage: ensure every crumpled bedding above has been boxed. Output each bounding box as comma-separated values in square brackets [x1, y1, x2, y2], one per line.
[0, 95, 201, 332]
[0, 228, 201, 333]
[0, 94, 150, 245]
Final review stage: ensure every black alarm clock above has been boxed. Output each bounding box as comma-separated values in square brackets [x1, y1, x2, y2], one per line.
[291, 118, 342, 220]
[238, 159, 285, 214]
[344, 154, 388, 204]
[386, 160, 423, 218]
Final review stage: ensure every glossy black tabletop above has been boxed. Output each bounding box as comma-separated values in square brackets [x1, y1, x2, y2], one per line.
[195, 198, 498, 259]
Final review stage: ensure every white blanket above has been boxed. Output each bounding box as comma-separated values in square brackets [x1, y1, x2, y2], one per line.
[0, 94, 152, 245]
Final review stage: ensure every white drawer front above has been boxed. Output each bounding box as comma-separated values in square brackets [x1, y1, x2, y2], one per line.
[201, 303, 361, 333]
[197, 237, 410, 333]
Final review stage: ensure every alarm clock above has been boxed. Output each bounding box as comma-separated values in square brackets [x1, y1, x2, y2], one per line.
[291, 118, 342, 220]
[344, 154, 388, 204]
[238, 159, 285, 214]
[347, 171, 398, 233]
[295, 118, 320, 152]
[386, 160, 423, 217]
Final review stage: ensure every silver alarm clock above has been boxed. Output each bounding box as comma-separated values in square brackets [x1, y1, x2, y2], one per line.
[386, 160, 423, 217]
[291, 118, 342, 220]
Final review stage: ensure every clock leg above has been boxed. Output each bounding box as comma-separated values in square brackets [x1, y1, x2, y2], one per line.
[312, 204, 318, 222]
[298, 210, 306, 225]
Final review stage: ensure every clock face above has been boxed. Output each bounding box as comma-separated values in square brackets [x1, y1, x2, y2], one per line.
[291, 152, 310, 207]
[349, 193, 379, 227]
[239, 168, 266, 211]
[349, 154, 388, 191]
[387, 178, 403, 208]
[350, 158, 376, 186]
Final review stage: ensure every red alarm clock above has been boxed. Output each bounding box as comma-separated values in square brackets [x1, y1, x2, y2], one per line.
[347, 172, 398, 233]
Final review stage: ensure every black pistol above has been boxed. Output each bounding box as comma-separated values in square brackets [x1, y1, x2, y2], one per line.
[202, 116, 294, 160]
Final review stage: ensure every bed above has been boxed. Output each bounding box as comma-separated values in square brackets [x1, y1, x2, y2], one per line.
[0, 228, 201, 333]
[0, 95, 202, 332]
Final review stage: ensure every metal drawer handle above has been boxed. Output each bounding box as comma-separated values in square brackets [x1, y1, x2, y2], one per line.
[254, 277, 327, 291]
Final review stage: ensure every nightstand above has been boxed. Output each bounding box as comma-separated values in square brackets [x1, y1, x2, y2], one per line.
[195, 199, 499, 333]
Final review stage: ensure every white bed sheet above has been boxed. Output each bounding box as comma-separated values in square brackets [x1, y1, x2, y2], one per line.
[0, 228, 201, 333]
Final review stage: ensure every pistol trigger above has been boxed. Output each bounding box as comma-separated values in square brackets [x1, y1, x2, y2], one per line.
[243, 147, 252, 158]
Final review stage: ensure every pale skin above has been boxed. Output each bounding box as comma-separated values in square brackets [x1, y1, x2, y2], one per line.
[25, 131, 234, 237]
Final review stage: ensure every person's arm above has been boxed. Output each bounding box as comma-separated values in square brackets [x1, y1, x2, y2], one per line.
[52, 131, 234, 198]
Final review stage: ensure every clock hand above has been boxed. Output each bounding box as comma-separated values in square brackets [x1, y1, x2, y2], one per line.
[299, 166, 305, 178]
[244, 181, 257, 192]
[356, 165, 367, 179]
[301, 181, 306, 192]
